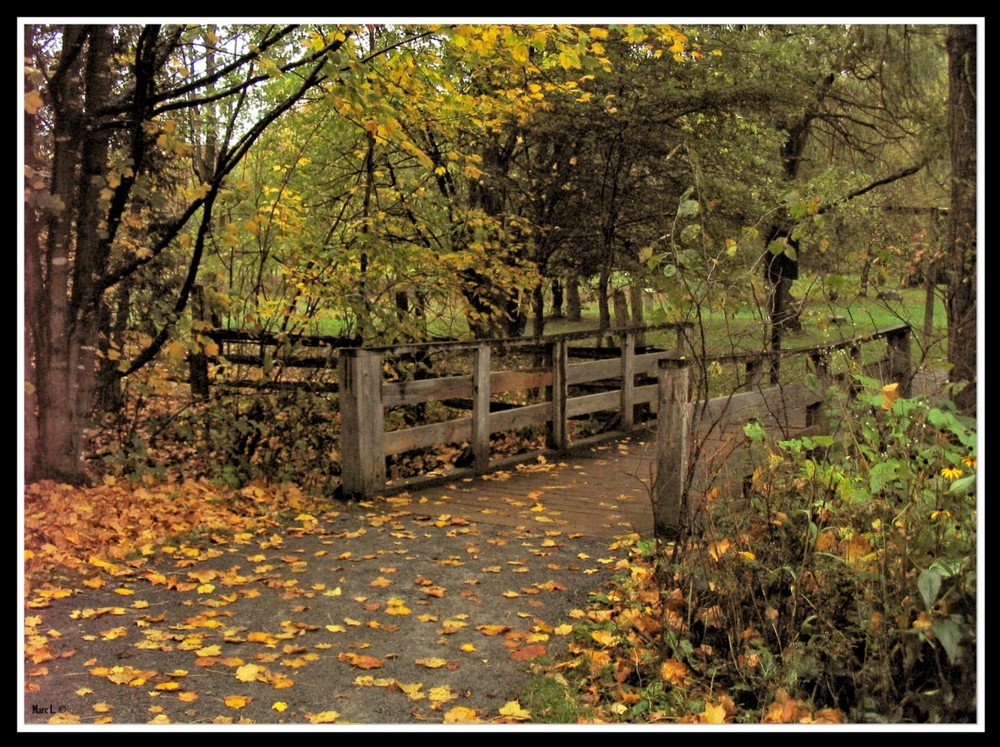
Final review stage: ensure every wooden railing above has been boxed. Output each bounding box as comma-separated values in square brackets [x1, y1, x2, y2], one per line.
[652, 323, 912, 536]
[338, 323, 693, 498]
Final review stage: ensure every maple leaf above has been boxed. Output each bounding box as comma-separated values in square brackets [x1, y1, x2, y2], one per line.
[272, 701, 288, 712]
[476, 624, 511, 636]
[224, 695, 251, 709]
[510, 645, 546, 661]
[306, 710, 341, 724]
[235, 663, 263, 682]
[701, 701, 727, 724]
[443, 706, 482, 723]
[498, 701, 531, 720]
[660, 659, 689, 685]
[338, 652, 383, 669]
[396, 682, 425, 700]
[415, 657, 452, 669]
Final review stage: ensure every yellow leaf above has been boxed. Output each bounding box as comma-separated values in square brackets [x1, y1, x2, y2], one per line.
[48, 712, 81, 724]
[428, 685, 458, 704]
[660, 659, 689, 685]
[166, 340, 188, 360]
[178, 692, 198, 703]
[498, 700, 531, 720]
[459, 643, 477, 653]
[443, 706, 481, 724]
[154, 682, 180, 691]
[235, 664, 262, 682]
[397, 682, 425, 700]
[272, 701, 288, 713]
[195, 645, 222, 657]
[554, 624, 574, 635]
[25, 89, 43, 115]
[415, 657, 448, 668]
[702, 701, 727, 724]
[113, 587, 135, 596]
[224, 695, 251, 709]
[306, 710, 341, 724]
[708, 538, 731, 561]
[147, 713, 170, 724]
[92, 702, 113, 713]
[590, 630, 615, 646]
[881, 382, 899, 410]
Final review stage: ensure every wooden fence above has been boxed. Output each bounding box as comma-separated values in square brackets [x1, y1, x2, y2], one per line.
[194, 320, 911, 511]
[652, 323, 912, 536]
[338, 323, 692, 498]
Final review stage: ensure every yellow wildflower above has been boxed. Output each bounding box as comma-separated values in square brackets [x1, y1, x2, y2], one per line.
[962, 455, 977, 469]
[940, 466, 964, 481]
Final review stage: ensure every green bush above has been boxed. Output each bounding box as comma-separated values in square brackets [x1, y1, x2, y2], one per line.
[680, 377, 977, 722]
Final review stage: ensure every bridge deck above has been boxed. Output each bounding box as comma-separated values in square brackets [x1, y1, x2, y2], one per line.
[390, 430, 658, 539]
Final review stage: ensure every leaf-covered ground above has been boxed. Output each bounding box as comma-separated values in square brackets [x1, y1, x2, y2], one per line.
[22, 477, 625, 725]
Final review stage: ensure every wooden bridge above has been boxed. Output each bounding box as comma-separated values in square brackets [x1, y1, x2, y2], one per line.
[199, 322, 914, 536]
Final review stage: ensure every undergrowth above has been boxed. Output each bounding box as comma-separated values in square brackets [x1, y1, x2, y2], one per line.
[526, 379, 978, 724]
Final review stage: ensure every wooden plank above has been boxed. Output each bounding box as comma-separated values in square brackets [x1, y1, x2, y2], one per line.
[567, 358, 620, 385]
[634, 382, 658, 406]
[490, 369, 552, 392]
[383, 418, 473, 455]
[489, 402, 552, 432]
[633, 351, 672, 375]
[382, 375, 472, 408]
[699, 383, 820, 426]
[566, 390, 621, 417]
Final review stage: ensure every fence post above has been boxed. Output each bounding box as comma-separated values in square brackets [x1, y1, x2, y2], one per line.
[547, 339, 568, 450]
[338, 348, 385, 499]
[621, 330, 635, 429]
[472, 343, 491, 472]
[654, 354, 691, 539]
[886, 325, 912, 396]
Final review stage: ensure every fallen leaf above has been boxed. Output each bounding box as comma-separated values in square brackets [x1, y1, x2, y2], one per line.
[498, 700, 531, 720]
[510, 645, 546, 661]
[306, 710, 341, 724]
[224, 695, 251, 709]
[443, 706, 481, 723]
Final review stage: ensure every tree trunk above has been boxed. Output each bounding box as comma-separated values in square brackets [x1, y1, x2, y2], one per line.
[550, 278, 564, 319]
[629, 284, 645, 348]
[612, 287, 629, 328]
[945, 25, 977, 416]
[566, 274, 582, 321]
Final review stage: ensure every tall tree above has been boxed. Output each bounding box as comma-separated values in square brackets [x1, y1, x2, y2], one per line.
[23, 24, 349, 483]
[944, 24, 977, 416]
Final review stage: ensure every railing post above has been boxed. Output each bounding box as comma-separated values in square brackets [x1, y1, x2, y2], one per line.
[472, 343, 491, 472]
[621, 330, 635, 429]
[886, 325, 912, 396]
[338, 348, 385, 499]
[654, 354, 692, 539]
[547, 339, 568, 451]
